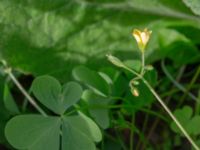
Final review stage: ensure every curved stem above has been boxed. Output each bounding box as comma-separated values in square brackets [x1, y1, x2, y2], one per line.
[122, 65, 200, 150]
[6, 69, 47, 117]
[179, 65, 200, 105]
[161, 60, 199, 102]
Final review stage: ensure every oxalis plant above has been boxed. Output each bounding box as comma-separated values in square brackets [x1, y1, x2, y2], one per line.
[0, 61, 102, 150]
[106, 28, 200, 150]
[0, 28, 199, 150]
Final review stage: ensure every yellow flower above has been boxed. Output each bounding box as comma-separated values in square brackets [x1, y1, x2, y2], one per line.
[132, 28, 152, 52]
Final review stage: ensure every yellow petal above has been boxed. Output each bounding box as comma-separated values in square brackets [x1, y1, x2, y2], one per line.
[132, 29, 142, 44]
[132, 28, 152, 52]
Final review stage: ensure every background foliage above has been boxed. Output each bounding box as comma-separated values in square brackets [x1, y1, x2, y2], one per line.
[0, 0, 200, 150]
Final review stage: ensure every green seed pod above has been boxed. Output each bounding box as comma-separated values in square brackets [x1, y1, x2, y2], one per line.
[106, 54, 124, 68]
[132, 80, 139, 85]
[145, 65, 153, 71]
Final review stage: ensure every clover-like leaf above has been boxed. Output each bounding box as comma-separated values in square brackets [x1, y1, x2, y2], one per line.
[31, 75, 82, 114]
[82, 90, 110, 129]
[73, 66, 109, 96]
[5, 115, 61, 150]
[171, 106, 200, 136]
[5, 113, 102, 150]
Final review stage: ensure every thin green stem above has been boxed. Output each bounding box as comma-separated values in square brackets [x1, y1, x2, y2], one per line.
[140, 52, 145, 75]
[122, 65, 200, 150]
[22, 88, 31, 112]
[5, 69, 47, 117]
[143, 66, 186, 150]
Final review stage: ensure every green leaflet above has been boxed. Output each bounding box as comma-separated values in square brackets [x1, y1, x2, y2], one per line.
[5, 115, 61, 150]
[73, 66, 109, 96]
[31, 75, 83, 115]
[5, 113, 102, 150]
[171, 106, 200, 136]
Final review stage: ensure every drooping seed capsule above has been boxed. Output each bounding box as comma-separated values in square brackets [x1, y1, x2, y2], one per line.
[131, 88, 139, 97]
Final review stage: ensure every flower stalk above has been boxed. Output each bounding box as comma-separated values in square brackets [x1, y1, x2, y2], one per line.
[106, 28, 200, 150]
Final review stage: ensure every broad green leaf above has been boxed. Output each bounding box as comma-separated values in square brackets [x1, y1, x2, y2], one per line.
[82, 90, 110, 129]
[31, 75, 82, 114]
[5, 115, 60, 150]
[3, 84, 20, 114]
[64, 112, 102, 142]
[129, 0, 193, 16]
[0, 0, 200, 81]
[148, 28, 200, 65]
[73, 66, 109, 96]
[183, 0, 200, 16]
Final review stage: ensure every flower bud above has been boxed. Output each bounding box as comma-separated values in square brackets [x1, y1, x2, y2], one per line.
[145, 65, 154, 71]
